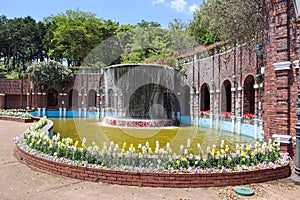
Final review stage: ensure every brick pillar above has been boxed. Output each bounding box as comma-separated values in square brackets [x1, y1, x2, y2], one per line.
[215, 89, 220, 129]
[236, 86, 243, 134]
[97, 93, 101, 109]
[273, 63, 291, 136]
[262, 0, 296, 146]
[26, 92, 31, 109]
[231, 86, 236, 133]
[0, 94, 5, 109]
[42, 92, 47, 108]
[37, 92, 42, 108]
[31, 89, 37, 109]
[210, 87, 215, 128]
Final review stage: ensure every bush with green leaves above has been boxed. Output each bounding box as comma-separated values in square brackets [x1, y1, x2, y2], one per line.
[27, 60, 73, 91]
[0, 109, 32, 119]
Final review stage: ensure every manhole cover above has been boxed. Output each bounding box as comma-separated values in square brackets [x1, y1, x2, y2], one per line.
[234, 186, 255, 196]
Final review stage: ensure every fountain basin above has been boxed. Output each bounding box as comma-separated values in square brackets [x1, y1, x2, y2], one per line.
[104, 116, 174, 127]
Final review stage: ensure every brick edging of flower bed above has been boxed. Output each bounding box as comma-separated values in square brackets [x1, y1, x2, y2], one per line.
[15, 145, 291, 188]
[0, 116, 35, 123]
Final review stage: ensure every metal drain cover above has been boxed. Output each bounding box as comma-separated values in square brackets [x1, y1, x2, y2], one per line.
[234, 186, 255, 196]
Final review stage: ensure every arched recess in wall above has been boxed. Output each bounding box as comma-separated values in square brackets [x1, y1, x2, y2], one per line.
[221, 80, 232, 113]
[68, 89, 78, 108]
[200, 83, 210, 111]
[107, 89, 114, 108]
[47, 89, 58, 108]
[181, 85, 190, 116]
[243, 75, 255, 114]
[88, 89, 97, 107]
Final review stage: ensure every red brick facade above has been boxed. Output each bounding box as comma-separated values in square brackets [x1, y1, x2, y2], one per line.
[0, 73, 104, 110]
[262, 0, 299, 144]
[15, 145, 291, 187]
[0, 1, 299, 151]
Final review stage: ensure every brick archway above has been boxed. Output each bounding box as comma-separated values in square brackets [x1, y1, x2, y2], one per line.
[221, 80, 232, 113]
[68, 89, 79, 108]
[47, 89, 58, 109]
[243, 75, 255, 115]
[200, 83, 210, 111]
[88, 89, 97, 107]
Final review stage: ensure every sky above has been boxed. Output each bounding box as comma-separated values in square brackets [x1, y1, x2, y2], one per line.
[1, 0, 204, 28]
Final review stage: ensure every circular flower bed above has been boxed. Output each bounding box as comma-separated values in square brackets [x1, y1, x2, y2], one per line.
[14, 117, 291, 187]
[0, 109, 33, 123]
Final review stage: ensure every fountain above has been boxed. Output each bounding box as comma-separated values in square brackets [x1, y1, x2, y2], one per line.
[102, 64, 188, 127]
[15, 63, 291, 188]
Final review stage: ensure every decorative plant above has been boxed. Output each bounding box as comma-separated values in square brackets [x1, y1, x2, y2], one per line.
[26, 60, 73, 91]
[15, 117, 289, 173]
[221, 112, 231, 119]
[0, 109, 32, 119]
[243, 113, 255, 120]
[200, 110, 210, 118]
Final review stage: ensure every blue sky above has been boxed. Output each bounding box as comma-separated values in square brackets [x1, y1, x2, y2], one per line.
[1, 0, 204, 27]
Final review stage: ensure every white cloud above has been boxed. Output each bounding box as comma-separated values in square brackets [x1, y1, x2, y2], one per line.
[188, 4, 198, 14]
[170, 0, 187, 13]
[152, 0, 165, 5]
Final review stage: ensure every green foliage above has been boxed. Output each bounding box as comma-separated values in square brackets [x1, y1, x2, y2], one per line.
[188, 1, 221, 45]
[0, 109, 32, 119]
[46, 9, 120, 66]
[27, 60, 73, 90]
[189, 0, 262, 45]
[0, 15, 48, 72]
[121, 26, 197, 66]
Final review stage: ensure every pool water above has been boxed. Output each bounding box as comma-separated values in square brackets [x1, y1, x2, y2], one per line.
[50, 118, 257, 153]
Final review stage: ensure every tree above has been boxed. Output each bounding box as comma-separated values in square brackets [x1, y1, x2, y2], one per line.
[27, 60, 73, 91]
[189, 0, 262, 45]
[188, 2, 221, 45]
[0, 16, 47, 72]
[121, 25, 197, 65]
[46, 9, 120, 66]
[168, 18, 188, 33]
[136, 20, 161, 29]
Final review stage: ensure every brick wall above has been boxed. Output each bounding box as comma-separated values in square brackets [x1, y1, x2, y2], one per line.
[182, 43, 258, 120]
[262, 0, 299, 144]
[16, 145, 291, 187]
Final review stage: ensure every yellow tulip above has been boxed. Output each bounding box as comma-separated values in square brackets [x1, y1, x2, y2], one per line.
[225, 145, 229, 153]
[246, 145, 251, 151]
[211, 149, 215, 156]
[241, 151, 246, 158]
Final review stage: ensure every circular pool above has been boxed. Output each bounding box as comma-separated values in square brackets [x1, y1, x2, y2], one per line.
[50, 118, 257, 153]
